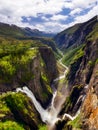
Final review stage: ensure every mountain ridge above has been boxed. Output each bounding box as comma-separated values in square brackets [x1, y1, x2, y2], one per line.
[54, 15, 98, 50]
[0, 22, 55, 38]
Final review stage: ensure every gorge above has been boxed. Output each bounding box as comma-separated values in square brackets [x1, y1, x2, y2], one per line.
[0, 16, 98, 130]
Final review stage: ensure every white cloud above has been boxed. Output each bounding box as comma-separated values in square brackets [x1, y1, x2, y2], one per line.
[41, 16, 49, 21]
[72, 0, 97, 8]
[0, 0, 97, 32]
[74, 4, 98, 23]
[50, 15, 68, 21]
[70, 8, 82, 16]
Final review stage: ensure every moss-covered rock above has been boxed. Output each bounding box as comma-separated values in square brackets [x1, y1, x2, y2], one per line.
[0, 92, 42, 130]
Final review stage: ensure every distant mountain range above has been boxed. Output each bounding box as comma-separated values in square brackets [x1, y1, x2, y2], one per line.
[0, 22, 55, 38]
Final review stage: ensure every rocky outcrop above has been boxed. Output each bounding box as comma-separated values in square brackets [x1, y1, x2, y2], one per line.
[81, 63, 98, 130]
[0, 47, 58, 107]
[68, 39, 98, 88]
[0, 92, 42, 130]
[39, 47, 58, 82]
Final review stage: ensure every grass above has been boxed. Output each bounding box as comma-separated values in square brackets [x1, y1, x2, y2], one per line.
[67, 114, 82, 129]
[0, 94, 11, 118]
[62, 45, 84, 66]
[72, 46, 84, 63]
[0, 41, 38, 83]
[87, 22, 98, 40]
[38, 124, 47, 130]
[0, 92, 40, 129]
[0, 121, 25, 130]
[0, 93, 25, 130]
[58, 24, 80, 36]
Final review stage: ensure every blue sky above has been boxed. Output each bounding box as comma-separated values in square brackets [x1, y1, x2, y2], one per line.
[0, 0, 97, 32]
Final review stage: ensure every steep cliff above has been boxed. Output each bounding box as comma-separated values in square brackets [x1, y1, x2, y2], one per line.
[0, 46, 58, 107]
[54, 16, 97, 50]
[81, 61, 98, 130]
[0, 39, 59, 129]
[57, 17, 98, 130]
[59, 39, 98, 130]
[0, 92, 41, 130]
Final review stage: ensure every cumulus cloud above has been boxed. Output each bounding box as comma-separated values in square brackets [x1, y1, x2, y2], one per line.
[74, 4, 98, 23]
[0, 0, 97, 32]
[70, 8, 82, 16]
[50, 15, 68, 21]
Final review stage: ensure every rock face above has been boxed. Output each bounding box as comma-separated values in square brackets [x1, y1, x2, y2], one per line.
[60, 39, 98, 129]
[82, 63, 98, 130]
[57, 16, 98, 129]
[68, 39, 98, 88]
[0, 92, 41, 130]
[0, 47, 58, 107]
[39, 47, 58, 82]
[54, 16, 97, 50]
[0, 46, 58, 130]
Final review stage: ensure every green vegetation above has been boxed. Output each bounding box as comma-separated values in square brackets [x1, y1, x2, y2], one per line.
[87, 60, 95, 67]
[41, 71, 52, 98]
[72, 46, 84, 63]
[0, 93, 11, 119]
[0, 121, 25, 130]
[0, 93, 25, 130]
[38, 124, 47, 130]
[0, 92, 40, 130]
[62, 45, 84, 66]
[0, 23, 25, 38]
[5, 93, 29, 114]
[58, 24, 80, 37]
[87, 22, 98, 40]
[67, 114, 82, 129]
[95, 59, 98, 64]
[41, 72, 49, 83]
[63, 85, 83, 112]
[0, 36, 39, 83]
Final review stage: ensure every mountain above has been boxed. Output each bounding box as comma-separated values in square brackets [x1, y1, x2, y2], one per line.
[58, 38, 98, 130]
[0, 22, 60, 59]
[54, 16, 98, 50]
[55, 16, 98, 130]
[24, 27, 55, 38]
[0, 22, 55, 38]
[54, 16, 98, 66]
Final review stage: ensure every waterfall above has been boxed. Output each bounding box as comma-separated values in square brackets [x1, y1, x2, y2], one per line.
[16, 86, 83, 128]
[49, 90, 57, 110]
[16, 87, 60, 126]
[62, 109, 80, 120]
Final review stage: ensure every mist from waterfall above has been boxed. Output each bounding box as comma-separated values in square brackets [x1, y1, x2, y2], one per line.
[16, 85, 85, 129]
[16, 65, 87, 128]
[16, 87, 60, 126]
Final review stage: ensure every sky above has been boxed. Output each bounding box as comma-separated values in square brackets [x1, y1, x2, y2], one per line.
[0, 0, 98, 33]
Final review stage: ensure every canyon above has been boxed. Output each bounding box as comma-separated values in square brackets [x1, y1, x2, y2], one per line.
[0, 16, 98, 130]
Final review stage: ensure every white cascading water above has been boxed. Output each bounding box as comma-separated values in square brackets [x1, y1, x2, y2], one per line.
[62, 109, 80, 120]
[16, 86, 81, 128]
[16, 87, 60, 126]
[62, 85, 89, 121]
[16, 60, 88, 128]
